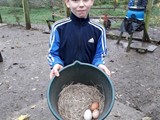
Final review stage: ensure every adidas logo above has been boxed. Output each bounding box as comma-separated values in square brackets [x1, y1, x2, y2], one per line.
[88, 38, 94, 43]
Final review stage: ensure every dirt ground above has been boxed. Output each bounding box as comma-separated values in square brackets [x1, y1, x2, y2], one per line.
[0, 24, 160, 120]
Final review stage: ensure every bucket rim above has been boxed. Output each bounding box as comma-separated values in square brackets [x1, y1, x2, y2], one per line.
[128, 6, 145, 11]
[47, 61, 115, 120]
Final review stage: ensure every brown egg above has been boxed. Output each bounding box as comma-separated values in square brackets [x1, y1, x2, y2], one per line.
[92, 109, 100, 119]
[90, 102, 99, 111]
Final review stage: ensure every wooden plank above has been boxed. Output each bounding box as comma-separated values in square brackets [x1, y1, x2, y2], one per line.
[91, 7, 127, 10]
[106, 32, 159, 44]
[91, 7, 115, 9]
[90, 16, 124, 19]
[130, 40, 158, 52]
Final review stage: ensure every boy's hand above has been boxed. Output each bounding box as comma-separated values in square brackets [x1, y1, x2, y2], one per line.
[98, 64, 111, 77]
[50, 64, 63, 79]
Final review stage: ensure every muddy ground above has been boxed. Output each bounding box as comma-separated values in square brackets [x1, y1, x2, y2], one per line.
[0, 24, 160, 120]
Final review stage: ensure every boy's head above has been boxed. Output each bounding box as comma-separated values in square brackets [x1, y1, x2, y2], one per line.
[65, 0, 94, 18]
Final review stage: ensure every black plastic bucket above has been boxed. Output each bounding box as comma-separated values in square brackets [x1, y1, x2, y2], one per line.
[47, 61, 115, 120]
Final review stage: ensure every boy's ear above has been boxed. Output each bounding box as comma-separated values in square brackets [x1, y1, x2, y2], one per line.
[65, 0, 70, 8]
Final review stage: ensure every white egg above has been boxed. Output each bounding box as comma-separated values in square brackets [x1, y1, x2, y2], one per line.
[84, 109, 92, 120]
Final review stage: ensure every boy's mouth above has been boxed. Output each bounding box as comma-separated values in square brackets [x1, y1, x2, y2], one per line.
[77, 10, 86, 14]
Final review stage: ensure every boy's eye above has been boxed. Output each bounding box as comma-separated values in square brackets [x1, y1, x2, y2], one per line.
[71, 0, 89, 2]
[71, 0, 80, 1]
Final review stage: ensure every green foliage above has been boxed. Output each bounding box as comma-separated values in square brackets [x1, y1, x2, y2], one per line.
[150, 5, 160, 26]
[7, 0, 22, 7]
[153, 0, 159, 4]
[30, 8, 53, 23]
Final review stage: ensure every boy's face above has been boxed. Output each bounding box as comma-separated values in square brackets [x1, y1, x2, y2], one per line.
[65, 0, 94, 18]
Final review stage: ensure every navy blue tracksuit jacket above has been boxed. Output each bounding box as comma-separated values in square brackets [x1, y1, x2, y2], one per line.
[48, 13, 108, 68]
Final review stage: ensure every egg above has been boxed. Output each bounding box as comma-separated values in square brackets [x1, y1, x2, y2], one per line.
[90, 102, 99, 111]
[84, 109, 92, 120]
[92, 109, 100, 119]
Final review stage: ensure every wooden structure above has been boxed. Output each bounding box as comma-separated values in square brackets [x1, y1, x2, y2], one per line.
[117, 21, 150, 52]
[116, 0, 153, 52]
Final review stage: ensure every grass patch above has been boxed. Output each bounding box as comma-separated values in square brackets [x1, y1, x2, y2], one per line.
[0, 4, 160, 27]
[0, 6, 53, 24]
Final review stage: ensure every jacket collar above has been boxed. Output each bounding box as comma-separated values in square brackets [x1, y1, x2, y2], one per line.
[70, 12, 89, 25]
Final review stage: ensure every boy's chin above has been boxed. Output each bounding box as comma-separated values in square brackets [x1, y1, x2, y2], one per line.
[77, 15, 87, 18]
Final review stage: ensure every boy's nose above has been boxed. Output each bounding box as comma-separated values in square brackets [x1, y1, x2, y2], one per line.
[79, 0, 85, 6]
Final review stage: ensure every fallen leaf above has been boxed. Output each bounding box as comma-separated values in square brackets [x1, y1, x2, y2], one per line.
[16, 114, 30, 120]
[142, 117, 152, 120]
[32, 88, 36, 91]
[111, 71, 115, 74]
[113, 111, 121, 118]
[31, 105, 36, 109]
[35, 76, 39, 79]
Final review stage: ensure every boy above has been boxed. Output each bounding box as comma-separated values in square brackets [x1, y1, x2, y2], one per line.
[48, 0, 111, 79]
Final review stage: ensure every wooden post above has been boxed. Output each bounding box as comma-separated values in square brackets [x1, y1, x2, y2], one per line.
[50, 0, 54, 11]
[142, 0, 153, 42]
[144, 0, 153, 31]
[0, 14, 2, 23]
[0, 52, 3, 62]
[114, 0, 117, 9]
[22, 0, 31, 29]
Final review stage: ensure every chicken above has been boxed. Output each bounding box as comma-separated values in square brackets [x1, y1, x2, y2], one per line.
[103, 14, 111, 30]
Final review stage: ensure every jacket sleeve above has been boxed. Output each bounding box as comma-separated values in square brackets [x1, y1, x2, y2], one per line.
[92, 28, 107, 66]
[47, 26, 64, 69]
